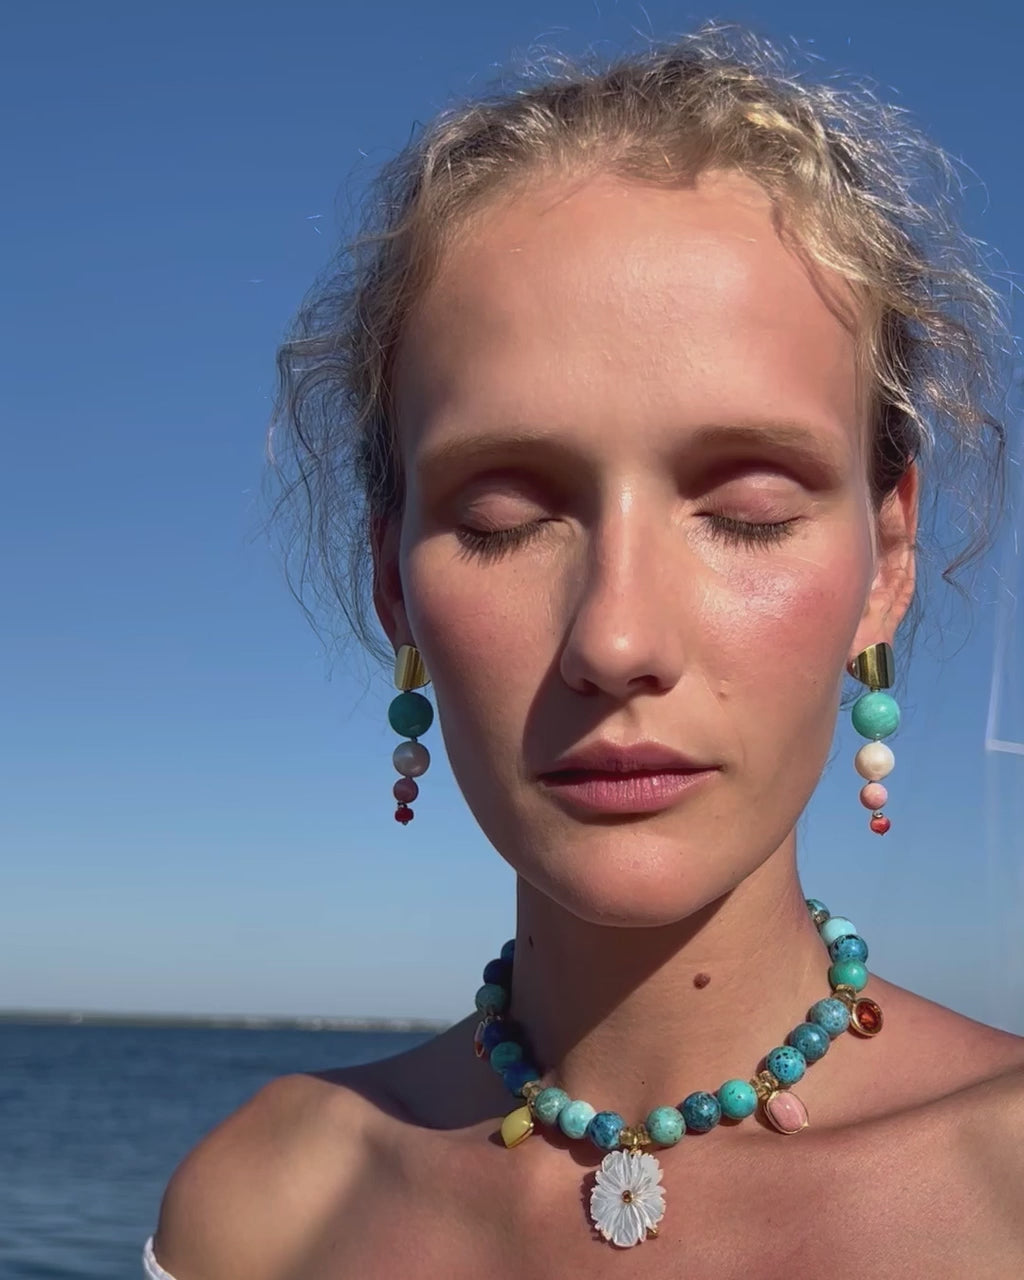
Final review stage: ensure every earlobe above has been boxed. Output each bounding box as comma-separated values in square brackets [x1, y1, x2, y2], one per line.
[371, 513, 411, 649]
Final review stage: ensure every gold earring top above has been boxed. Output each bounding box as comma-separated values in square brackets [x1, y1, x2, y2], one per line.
[850, 642, 894, 690]
[394, 643, 430, 691]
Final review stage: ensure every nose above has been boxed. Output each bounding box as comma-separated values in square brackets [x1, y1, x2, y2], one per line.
[558, 504, 688, 700]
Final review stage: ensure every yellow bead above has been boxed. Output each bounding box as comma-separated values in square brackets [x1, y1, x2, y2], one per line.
[500, 1105, 534, 1148]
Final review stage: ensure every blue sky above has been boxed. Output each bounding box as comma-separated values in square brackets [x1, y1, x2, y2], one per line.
[2, 1, 1021, 1027]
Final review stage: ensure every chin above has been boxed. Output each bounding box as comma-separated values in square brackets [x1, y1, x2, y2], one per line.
[515, 825, 752, 929]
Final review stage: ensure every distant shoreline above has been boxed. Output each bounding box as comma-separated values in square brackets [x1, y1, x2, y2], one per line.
[0, 1009, 451, 1032]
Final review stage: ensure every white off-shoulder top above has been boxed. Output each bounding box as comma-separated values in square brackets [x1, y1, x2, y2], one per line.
[143, 1237, 176, 1279]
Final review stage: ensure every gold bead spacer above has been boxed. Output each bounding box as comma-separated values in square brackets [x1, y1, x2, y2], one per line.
[521, 1080, 545, 1109]
[811, 909, 830, 928]
[619, 1123, 652, 1150]
[751, 1069, 782, 1102]
[394, 643, 430, 691]
[831, 983, 859, 1011]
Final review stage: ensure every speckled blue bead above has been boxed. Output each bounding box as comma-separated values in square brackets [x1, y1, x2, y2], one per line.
[716, 1079, 758, 1119]
[808, 997, 851, 1037]
[819, 916, 858, 947]
[489, 1040, 523, 1073]
[481, 1020, 511, 1053]
[499, 939, 516, 963]
[829, 959, 868, 991]
[482, 957, 511, 987]
[646, 1106, 685, 1146]
[532, 1087, 569, 1125]
[805, 898, 829, 918]
[787, 1022, 830, 1063]
[851, 691, 900, 740]
[765, 1045, 806, 1085]
[502, 1060, 540, 1096]
[681, 1091, 721, 1132]
[475, 983, 508, 1015]
[388, 691, 434, 738]
[829, 934, 868, 964]
[587, 1110, 626, 1151]
[558, 1099, 596, 1139]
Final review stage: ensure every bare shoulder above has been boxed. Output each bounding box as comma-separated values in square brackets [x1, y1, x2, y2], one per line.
[152, 1070, 376, 1280]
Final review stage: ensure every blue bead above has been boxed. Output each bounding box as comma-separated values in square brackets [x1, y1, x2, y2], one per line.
[851, 691, 900, 740]
[805, 898, 829, 918]
[481, 1020, 512, 1053]
[819, 916, 858, 947]
[482, 957, 512, 987]
[500, 939, 516, 963]
[587, 1110, 626, 1151]
[808, 997, 851, 1037]
[716, 1079, 757, 1119]
[646, 1106, 685, 1146]
[558, 1099, 596, 1139]
[765, 1045, 806, 1085]
[474, 983, 508, 1015]
[829, 959, 868, 991]
[387, 691, 434, 738]
[489, 1040, 523, 1073]
[502, 1060, 540, 1096]
[787, 1022, 830, 1063]
[830, 934, 868, 964]
[681, 1091, 721, 1132]
[533, 1087, 569, 1125]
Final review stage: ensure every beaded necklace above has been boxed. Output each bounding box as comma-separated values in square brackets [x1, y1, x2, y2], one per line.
[472, 897, 883, 1248]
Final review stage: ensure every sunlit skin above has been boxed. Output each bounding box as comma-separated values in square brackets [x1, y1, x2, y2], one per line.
[376, 169, 918, 1114]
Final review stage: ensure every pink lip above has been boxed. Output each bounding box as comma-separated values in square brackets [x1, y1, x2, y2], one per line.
[537, 740, 719, 815]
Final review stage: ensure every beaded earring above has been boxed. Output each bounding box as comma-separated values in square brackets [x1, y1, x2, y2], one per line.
[389, 643, 433, 825]
[849, 642, 899, 835]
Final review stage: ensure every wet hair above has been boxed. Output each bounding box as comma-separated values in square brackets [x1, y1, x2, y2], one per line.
[266, 22, 1009, 662]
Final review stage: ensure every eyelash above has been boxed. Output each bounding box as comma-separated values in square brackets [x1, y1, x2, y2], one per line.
[455, 514, 799, 561]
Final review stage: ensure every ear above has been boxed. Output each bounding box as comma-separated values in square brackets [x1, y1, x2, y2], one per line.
[371, 512, 412, 651]
[850, 463, 919, 659]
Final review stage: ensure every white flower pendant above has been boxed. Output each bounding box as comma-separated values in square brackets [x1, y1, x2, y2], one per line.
[589, 1149, 666, 1247]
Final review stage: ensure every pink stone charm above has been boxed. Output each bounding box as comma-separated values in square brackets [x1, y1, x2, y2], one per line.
[393, 777, 419, 803]
[764, 1089, 809, 1134]
[869, 814, 891, 835]
[859, 782, 888, 810]
[394, 805, 414, 824]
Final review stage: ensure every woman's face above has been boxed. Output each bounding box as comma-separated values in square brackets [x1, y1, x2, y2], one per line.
[385, 169, 914, 926]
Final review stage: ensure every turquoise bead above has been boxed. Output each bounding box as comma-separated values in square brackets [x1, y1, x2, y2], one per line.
[819, 916, 857, 947]
[716, 1079, 757, 1119]
[388, 691, 434, 738]
[681, 1091, 721, 1132]
[474, 983, 508, 1015]
[558, 1099, 596, 1139]
[500, 939, 516, 963]
[489, 1040, 523, 1073]
[830, 934, 868, 964]
[482, 957, 511, 986]
[805, 898, 829, 918]
[646, 1105, 685, 1146]
[787, 1022, 830, 1063]
[502, 1060, 540, 1095]
[533, 1087, 569, 1125]
[829, 959, 868, 991]
[809, 997, 851, 1037]
[587, 1110, 626, 1150]
[851, 691, 900, 740]
[765, 1045, 806, 1084]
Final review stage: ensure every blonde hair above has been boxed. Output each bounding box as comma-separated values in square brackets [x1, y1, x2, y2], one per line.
[268, 23, 1008, 658]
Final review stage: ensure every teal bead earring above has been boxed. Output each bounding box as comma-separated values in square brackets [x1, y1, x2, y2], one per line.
[849, 642, 898, 835]
[390, 644, 433, 825]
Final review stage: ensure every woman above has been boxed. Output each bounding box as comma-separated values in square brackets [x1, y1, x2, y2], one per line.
[145, 26, 1024, 1278]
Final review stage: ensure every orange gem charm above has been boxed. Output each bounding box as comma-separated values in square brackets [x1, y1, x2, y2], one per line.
[851, 998, 883, 1036]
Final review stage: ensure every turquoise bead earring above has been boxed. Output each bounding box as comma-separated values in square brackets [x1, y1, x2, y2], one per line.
[389, 644, 433, 824]
[850, 642, 898, 835]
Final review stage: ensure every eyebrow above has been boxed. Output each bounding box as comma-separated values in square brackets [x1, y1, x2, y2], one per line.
[414, 420, 849, 491]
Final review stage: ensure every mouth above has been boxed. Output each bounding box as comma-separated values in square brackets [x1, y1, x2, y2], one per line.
[536, 765, 718, 816]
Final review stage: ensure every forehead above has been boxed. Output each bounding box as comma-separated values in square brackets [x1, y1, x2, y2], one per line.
[392, 170, 864, 459]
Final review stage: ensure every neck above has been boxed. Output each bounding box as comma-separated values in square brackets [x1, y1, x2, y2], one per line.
[508, 833, 832, 1124]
